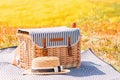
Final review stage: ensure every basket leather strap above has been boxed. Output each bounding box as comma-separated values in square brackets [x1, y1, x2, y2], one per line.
[42, 37, 72, 56]
[50, 38, 64, 42]
[42, 38, 48, 56]
[68, 37, 72, 56]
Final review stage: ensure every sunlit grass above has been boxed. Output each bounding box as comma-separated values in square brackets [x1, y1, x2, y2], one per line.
[0, 0, 120, 71]
[0, 0, 119, 27]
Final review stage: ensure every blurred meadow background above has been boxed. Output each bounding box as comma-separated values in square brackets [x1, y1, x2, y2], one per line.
[0, 0, 120, 71]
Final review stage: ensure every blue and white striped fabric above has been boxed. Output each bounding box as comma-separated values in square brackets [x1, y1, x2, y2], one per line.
[18, 27, 80, 48]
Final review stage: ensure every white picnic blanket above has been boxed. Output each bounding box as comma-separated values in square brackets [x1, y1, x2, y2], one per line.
[0, 47, 120, 80]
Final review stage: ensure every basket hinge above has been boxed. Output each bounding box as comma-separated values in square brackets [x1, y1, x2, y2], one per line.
[43, 38, 48, 56]
[68, 37, 72, 56]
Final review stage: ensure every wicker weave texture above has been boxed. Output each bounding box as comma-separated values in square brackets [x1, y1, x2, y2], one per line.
[17, 33, 81, 69]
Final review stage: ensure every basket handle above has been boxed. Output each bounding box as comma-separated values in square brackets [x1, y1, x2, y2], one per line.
[68, 37, 72, 56]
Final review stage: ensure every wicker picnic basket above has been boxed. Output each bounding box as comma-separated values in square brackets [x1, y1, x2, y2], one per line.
[16, 27, 81, 69]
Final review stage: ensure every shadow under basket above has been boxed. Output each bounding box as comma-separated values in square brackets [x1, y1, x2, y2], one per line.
[15, 27, 81, 69]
